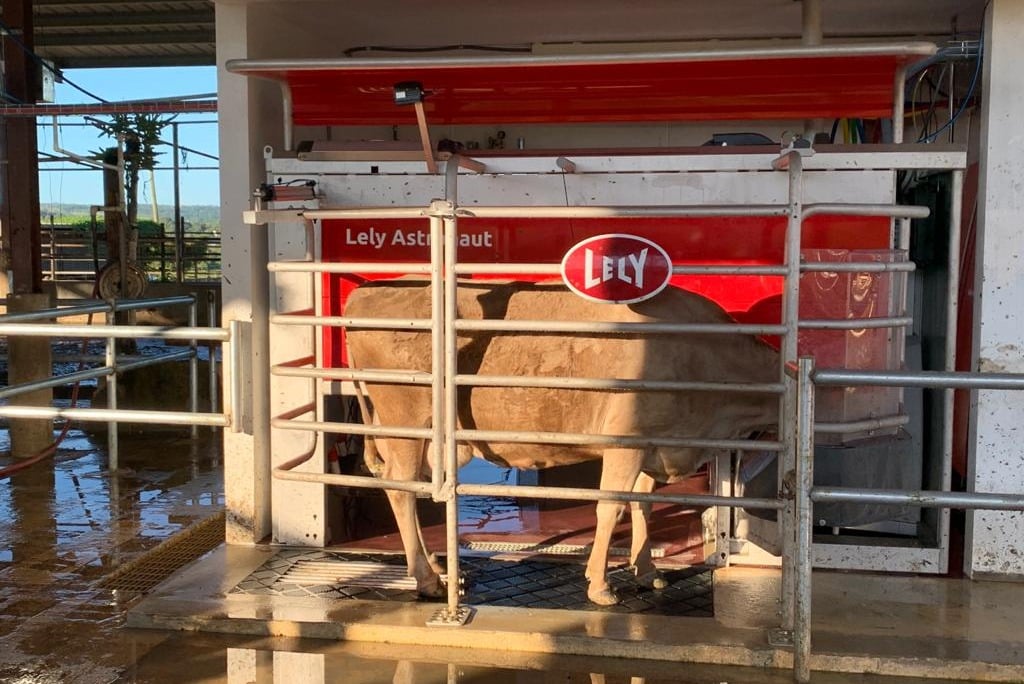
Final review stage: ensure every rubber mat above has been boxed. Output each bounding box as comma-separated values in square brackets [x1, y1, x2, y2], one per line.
[230, 548, 713, 617]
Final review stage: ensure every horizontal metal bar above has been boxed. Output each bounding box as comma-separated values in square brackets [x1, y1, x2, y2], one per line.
[457, 482, 784, 510]
[814, 414, 909, 434]
[455, 374, 786, 394]
[0, 323, 230, 341]
[814, 368, 1024, 390]
[802, 203, 930, 219]
[811, 486, 1024, 511]
[272, 366, 433, 385]
[455, 205, 789, 219]
[0, 302, 111, 322]
[0, 406, 229, 426]
[229, 44, 937, 73]
[0, 297, 198, 323]
[0, 348, 197, 400]
[270, 314, 432, 330]
[801, 262, 916, 273]
[113, 296, 197, 312]
[0, 366, 111, 399]
[305, 208, 429, 220]
[455, 319, 788, 336]
[456, 428, 783, 452]
[117, 348, 195, 373]
[269, 261, 431, 274]
[799, 317, 913, 330]
[274, 468, 434, 494]
[272, 418, 433, 440]
[453, 263, 790, 277]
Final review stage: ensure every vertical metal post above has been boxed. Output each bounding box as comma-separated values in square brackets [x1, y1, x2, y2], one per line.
[250, 221, 272, 535]
[780, 152, 803, 632]
[208, 291, 219, 416]
[429, 213, 445, 498]
[938, 169, 964, 571]
[172, 123, 183, 284]
[892, 66, 907, 144]
[442, 205, 462, 619]
[48, 218, 56, 280]
[189, 294, 199, 439]
[105, 305, 119, 471]
[229, 319, 242, 434]
[793, 357, 816, 683]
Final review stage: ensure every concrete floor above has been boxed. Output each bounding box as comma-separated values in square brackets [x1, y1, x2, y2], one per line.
[2, 428, 1024, 683]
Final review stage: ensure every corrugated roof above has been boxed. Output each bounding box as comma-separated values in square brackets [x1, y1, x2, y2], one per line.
[17, 0, 214, 68]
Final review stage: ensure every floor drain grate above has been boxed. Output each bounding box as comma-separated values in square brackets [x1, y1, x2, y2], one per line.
[100, 512, 225, 593]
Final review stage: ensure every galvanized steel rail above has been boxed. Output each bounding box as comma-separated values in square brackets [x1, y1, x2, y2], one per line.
[0, 295, 233, 470]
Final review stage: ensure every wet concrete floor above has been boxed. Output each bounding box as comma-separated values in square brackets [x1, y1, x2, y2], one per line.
[1, 426, 1021, 683]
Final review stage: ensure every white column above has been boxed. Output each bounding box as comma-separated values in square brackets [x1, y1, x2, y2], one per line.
[966, 0, 1024, 578]
[216, 1, 271, 545]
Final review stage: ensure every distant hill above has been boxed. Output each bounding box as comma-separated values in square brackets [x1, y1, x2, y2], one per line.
[40, 203, 220, 230]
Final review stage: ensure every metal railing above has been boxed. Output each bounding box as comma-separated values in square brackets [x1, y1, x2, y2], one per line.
[246, 145, 980, 683]
[41, 222, 221, 283]
[0, 295, 232, 470]
[791, 361, 1024, 682]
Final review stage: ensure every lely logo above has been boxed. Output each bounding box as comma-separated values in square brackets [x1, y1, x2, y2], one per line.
[560, 234, 672, 304]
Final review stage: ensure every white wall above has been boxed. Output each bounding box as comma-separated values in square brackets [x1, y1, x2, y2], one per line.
[965, 0, 1024, 578]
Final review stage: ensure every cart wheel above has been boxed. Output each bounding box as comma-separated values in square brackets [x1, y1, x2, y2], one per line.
[96, 261, 147, 300]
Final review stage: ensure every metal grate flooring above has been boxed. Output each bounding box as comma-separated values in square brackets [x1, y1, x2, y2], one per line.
[231, 548, 713, 616]
[100, 512, 226, 593]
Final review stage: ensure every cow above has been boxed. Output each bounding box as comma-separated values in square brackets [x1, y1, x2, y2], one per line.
[344, 277, 780, 605]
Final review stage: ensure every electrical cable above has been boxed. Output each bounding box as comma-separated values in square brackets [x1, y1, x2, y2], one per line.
[919, 24, 984, 143]
[0, 17, 108, 103]
[343, 44, 532, 57]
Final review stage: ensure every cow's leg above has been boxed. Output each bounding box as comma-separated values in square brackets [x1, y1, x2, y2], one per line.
[585, 448, 643, 606]
[381, 439, 444, 598]
[629, 472, 667, 590]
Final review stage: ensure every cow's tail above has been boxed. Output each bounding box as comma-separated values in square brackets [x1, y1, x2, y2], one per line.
[353, 382, 384, 477]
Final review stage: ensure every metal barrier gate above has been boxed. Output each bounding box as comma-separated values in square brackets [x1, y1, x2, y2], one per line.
[0, 295, 232, 470]
[242, 142, 1021, 682]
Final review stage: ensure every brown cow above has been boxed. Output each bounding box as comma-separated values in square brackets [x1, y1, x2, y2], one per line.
[345, 278, 779, 605]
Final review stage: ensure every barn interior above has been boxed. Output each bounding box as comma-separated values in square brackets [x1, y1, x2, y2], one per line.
[4, 0, 1024, 682]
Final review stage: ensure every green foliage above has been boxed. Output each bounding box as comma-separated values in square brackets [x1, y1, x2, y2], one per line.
[92, 113, 176, 226]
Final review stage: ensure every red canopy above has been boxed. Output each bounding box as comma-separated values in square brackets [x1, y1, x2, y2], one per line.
[228, 44, 934, 126]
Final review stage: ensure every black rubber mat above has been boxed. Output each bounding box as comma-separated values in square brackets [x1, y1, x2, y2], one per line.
[231, 549, 713, 617]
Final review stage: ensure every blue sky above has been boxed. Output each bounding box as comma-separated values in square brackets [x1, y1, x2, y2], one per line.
[38, 66, 219, 213]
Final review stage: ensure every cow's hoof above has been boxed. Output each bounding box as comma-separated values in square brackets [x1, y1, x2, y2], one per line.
[637, 570, 669, 591]
[417, 578, 446, 600]
[587, 587, 619, 606]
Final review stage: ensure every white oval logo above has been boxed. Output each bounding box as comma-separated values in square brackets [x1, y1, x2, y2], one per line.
[560, 234, 673, 304]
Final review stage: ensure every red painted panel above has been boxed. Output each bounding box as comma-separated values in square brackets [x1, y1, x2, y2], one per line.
[244, 55, 915, 126]
[320, 215, 890, 366]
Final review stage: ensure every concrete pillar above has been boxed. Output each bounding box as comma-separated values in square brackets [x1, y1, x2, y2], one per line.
[966, 0, 1024, 578]
[6, 293, 55, 457]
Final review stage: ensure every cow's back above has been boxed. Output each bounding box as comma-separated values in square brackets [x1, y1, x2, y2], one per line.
[345, 279, 779, 481]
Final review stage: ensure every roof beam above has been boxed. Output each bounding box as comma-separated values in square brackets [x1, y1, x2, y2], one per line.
[35, 11, 213, 29]
[36, 30, 213, 47]
[38, 53, 215, 69]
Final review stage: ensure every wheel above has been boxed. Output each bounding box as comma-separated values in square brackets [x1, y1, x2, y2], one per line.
[96, 261, 147, 300]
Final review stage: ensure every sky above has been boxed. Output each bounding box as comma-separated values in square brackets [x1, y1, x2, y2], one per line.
[38, 66, 219, 214]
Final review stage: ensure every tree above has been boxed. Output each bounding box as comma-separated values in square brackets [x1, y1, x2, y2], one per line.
[93, 113, 175, 226]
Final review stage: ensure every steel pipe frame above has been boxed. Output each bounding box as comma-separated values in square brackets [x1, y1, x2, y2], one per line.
[0, 323, 229, 341]
[255, 148, 963, 670]
[0, 295, 199, 323]
[0, 347, 195, 400]
[814, 368, 1024, 390]
[0, 405, 229, 426]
